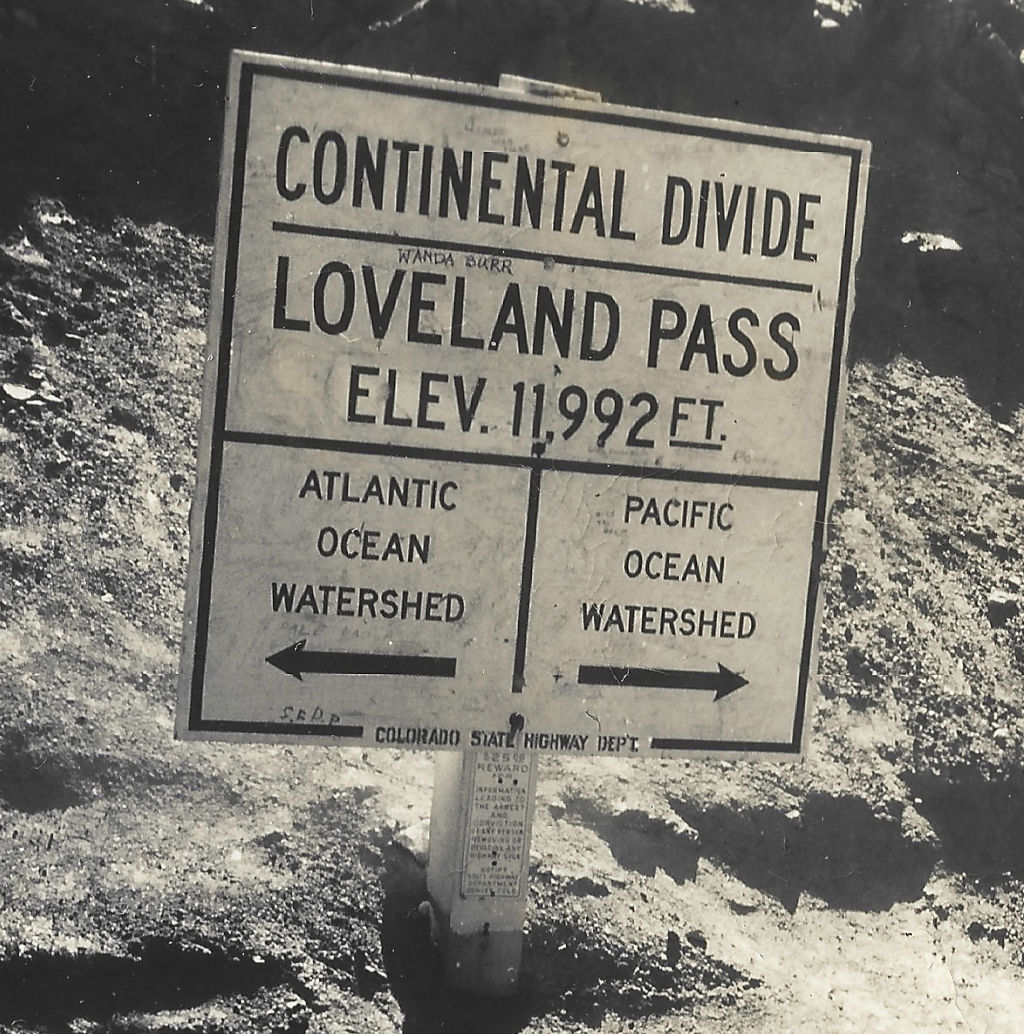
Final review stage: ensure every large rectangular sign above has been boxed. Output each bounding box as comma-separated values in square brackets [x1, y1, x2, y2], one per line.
[177, 52, 869, 757]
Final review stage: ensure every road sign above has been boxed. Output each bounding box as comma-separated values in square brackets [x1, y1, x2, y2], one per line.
[177, 51, 869, 757]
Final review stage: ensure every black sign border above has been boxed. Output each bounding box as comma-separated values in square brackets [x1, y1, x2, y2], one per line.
[183, 56, 867, 755]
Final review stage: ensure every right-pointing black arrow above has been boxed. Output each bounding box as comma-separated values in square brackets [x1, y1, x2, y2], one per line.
[577, 663, 749, 701]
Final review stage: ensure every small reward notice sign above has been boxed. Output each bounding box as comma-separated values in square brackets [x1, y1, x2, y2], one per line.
[177, 52, 869, 758]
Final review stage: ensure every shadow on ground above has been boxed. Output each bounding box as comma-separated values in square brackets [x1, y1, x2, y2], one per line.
[553, 797, 700, 885]
[907, 772, 1024, 882]
[670, 792, 938, 913]
[379, 845, 753, 1033]
[380, 845, 533, 1034]
[0, 938, 291, 1031]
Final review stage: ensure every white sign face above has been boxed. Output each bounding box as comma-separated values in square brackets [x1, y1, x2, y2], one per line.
[177, 52, 869, 757]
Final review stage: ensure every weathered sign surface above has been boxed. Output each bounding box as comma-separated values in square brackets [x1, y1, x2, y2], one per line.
[177, 51, 870, 756]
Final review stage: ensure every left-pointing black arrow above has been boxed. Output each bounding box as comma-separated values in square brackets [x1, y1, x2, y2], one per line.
[266, 640, 457, 681]
[577, 662, 748, 701]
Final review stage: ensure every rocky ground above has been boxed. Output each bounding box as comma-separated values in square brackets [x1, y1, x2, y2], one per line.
[2, 0, 1024, 1031]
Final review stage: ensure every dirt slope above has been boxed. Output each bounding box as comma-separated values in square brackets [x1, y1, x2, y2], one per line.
[1, 0, 1024, 1031]
[0, 187, 1022, 1034]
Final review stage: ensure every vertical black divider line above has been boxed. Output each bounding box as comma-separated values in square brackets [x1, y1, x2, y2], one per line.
[189, 63, 255, 728]
[511, 462, 544, 694]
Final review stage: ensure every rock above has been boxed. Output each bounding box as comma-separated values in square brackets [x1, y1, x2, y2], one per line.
[41, 310, 70, 344]
[1, 236, 50, 269]
[966, 920, 1008, 947]
[684, 929, 707, 951]
[12, 340, 44, 369]
[666, 930, 682, 966]
[2, 382, 36, 403]
[891, 432, 934, 456]
[392, 818, 429, 864]
[33, 199, 75, 227]
[107, 404, 147, 434]
[726, 884, 760, 915]
[901, 230, 962, 253]
[0, 299, 33, 337]
[254, 829, 290, 851]
[565, 875, 610, 898]
[986, 590, 1019, 627]
[840, 563, 858, 593]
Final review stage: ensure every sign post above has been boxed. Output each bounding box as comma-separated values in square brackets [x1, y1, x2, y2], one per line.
[427, 746, 539, 993]
[177, 51, 869, 994]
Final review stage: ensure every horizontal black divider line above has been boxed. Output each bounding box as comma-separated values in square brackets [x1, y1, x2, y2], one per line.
[197, 719, 364, 738]
[221, 429, 821, 493]
[650, 737, 801, 753]
[271, 221, 815, 295]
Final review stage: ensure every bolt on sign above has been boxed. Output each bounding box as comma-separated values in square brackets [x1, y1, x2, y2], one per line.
[177, 51, 870, 758]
